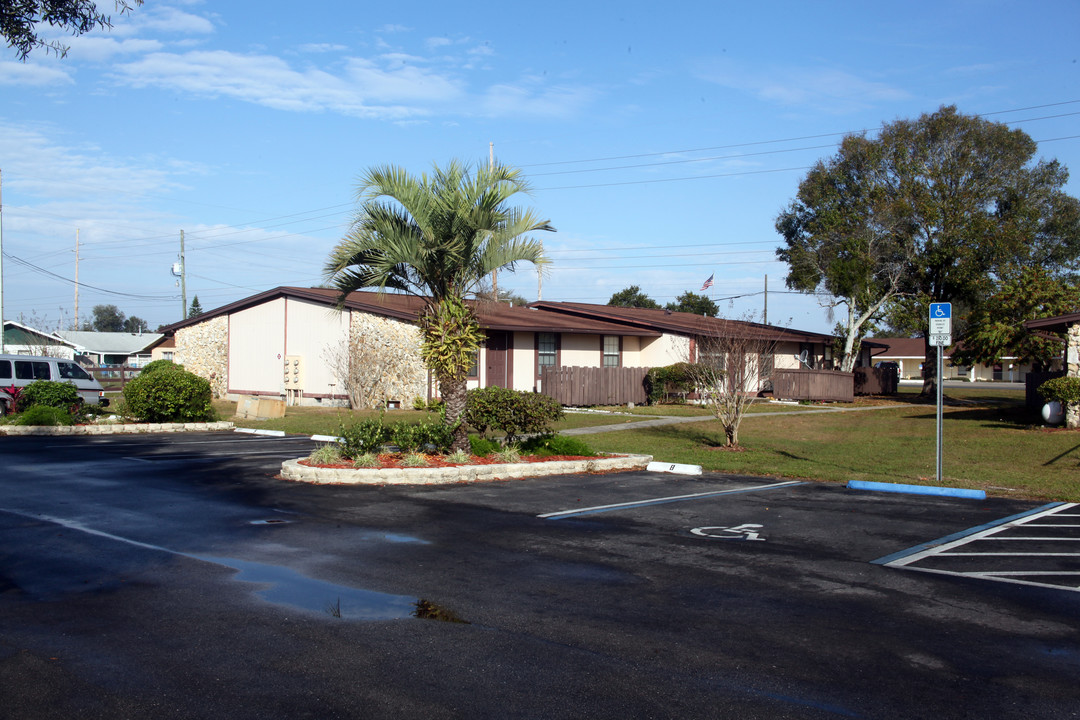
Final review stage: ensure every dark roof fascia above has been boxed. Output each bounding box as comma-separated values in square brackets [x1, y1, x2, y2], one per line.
[528, 301, 841, 344]
[1025, 313, 1080, 333]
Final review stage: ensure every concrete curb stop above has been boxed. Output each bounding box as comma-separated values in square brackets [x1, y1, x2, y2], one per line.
[647, 461, 703, 476]
[846, 479, 987, 500]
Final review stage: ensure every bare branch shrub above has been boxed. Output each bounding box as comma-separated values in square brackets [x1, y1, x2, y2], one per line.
[322, 332, 417, 410]
[683, 317, 780, 448]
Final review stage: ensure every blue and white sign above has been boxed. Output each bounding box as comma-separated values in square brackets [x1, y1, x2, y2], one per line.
[929, 302, 952, 346]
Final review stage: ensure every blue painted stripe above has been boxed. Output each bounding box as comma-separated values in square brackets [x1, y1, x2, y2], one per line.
[847, 479, 986, 500]
[541, 481, 805, 520]
[871, 502, 1066, 565]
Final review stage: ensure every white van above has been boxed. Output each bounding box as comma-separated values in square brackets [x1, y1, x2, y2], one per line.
[0, 354, 109, 415]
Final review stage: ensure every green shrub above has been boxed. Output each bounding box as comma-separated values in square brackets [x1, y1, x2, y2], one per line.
[122, 367, 214, 422]
[19, 380, 81, 411]
[644, 363, 696, 405]
[1038, 376, 1080, 404]
[339, 417, 388, 458]
[469, 434, 502, 456]
[15, 405, 74, 426]
[518, 433, 596, 457]
[464, 387, 564, 444]
[140, 359, 183, 375]
[389, 417, 453, 454]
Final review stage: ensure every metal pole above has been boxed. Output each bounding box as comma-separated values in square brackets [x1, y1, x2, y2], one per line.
[180, 229, 187, 320]
[936, 346, 943, 484]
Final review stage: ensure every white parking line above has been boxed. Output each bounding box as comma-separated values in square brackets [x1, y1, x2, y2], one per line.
[539, 480, 804, 520]
[879, 502, 1080, 593]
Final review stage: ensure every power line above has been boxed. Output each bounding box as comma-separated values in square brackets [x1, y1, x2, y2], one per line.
[2, 251, 178, 301]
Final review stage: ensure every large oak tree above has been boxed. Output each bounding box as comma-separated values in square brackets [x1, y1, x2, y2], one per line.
[777, 106, 1080, 389]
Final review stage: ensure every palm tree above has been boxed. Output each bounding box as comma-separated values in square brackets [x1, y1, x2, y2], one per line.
[324, 159, 554, 451]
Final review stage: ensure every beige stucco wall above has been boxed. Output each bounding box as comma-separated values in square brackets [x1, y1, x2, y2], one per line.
[229, 298, 286, 395]
[511, 331, 536, 392]
[561, 333, 600, 367]
[288, 299, 350, 395]
[174, 315, 228, 398]
[639, 334, 689, 367]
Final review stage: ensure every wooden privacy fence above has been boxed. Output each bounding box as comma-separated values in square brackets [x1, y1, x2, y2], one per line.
[853, 366, 898, 395]
[89, 366, 141, 392]
[540, 366, 649, 406]
[772, 368, 854, 403]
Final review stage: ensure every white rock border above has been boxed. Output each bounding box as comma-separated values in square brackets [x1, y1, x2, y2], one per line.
[281, 453, 653, 485]
[0, 421, 235, 436]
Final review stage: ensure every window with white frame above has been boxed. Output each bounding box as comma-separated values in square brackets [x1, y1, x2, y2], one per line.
[537, 332, 557, 368]
[602, 336, 620, 367]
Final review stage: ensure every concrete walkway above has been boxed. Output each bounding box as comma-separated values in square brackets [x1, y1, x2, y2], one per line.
[561, 403, 910, 436]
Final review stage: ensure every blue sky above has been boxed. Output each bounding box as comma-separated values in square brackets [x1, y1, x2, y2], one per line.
[1, 0, 1078, 333]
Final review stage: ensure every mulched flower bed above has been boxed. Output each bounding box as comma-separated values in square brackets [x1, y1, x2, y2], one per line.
[299, 453, 596, 470]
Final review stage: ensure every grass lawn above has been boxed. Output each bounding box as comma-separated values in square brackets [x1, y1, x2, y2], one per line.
[584, 399, 1080, 502]
[213, 388, 1080, 502]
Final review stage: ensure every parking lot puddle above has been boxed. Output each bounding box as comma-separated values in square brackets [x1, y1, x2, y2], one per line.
[195, 554, 417, 620]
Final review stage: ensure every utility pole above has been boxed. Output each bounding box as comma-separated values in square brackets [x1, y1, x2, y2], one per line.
[537, 240, 543, 301]
[764, 275, 768, 325]
[180, 229, 187, 320]
[489, 142, 497, 301]
[74, 228, 79, 328]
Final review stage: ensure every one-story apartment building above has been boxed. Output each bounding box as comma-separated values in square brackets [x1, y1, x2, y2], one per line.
[159, 286, 868, 407]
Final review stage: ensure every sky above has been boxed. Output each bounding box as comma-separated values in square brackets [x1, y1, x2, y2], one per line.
[1, 0, 1078, 335]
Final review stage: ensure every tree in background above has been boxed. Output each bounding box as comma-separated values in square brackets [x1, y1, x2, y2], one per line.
[324, 159, 553, 452]
[608, 285, 661, 309]
[91, 304, 125, 332]
[951, 267, 1080, 370]
[188, 296, 204, 319]
[122, 316, 148, 333]
[666, 291, 719, 317]
[1, 0, 142, 59]
[777, 106, 1080, 391]
[776, 134, 912, 372]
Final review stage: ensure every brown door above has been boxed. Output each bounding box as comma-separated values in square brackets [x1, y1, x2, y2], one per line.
[485, 331, 511, 388]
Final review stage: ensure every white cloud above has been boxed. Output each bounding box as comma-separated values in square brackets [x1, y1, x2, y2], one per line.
[119, 5, 216, 36]
[63, 36, 164, 63]
[697, 58, 909, 113]
[111, 50, 464, 118]
[0, 61, 73, 86]
[298, 43, 348, 54]
[480, 82, 596, 119]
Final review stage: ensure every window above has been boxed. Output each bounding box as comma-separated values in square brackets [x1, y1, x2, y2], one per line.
[15, 361, 51, 380]
[467, 350, 480, 379]
[163, 351, 174, 361]
[759, 352, 774, 381]
[537, 332, 557, 368]
[0, 360, 10, 380]
[58, 362, 91, 380]
[602, 336, 620, 367]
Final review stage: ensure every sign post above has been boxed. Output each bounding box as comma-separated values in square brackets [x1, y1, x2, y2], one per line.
[929, 303, 952, 484]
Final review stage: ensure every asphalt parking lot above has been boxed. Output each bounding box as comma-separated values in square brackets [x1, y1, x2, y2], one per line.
[2, 432, 1079, 719]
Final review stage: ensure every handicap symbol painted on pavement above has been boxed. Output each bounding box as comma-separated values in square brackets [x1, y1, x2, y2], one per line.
[690, 524, 765, 541]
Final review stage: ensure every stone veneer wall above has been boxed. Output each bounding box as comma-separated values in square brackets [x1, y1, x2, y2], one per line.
[350, 311, 428, 407]
[175, 315, 229, 399]
[1068, 324, 1080, 428]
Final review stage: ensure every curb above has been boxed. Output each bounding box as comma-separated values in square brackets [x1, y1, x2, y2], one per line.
[0, 421, 236, 436]
[846, 479, 987, 500]
[281, 453, 654, 485]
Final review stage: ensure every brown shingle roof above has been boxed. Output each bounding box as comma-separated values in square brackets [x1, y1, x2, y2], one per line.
[159, 287, 661, 337]
[528, 301, 844, 344]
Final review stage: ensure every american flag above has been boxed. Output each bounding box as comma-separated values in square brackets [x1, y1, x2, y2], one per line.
[700, 273, 714, 291]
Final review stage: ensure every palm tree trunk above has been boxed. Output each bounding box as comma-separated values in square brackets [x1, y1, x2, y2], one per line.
[440, 374, 470, 453]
